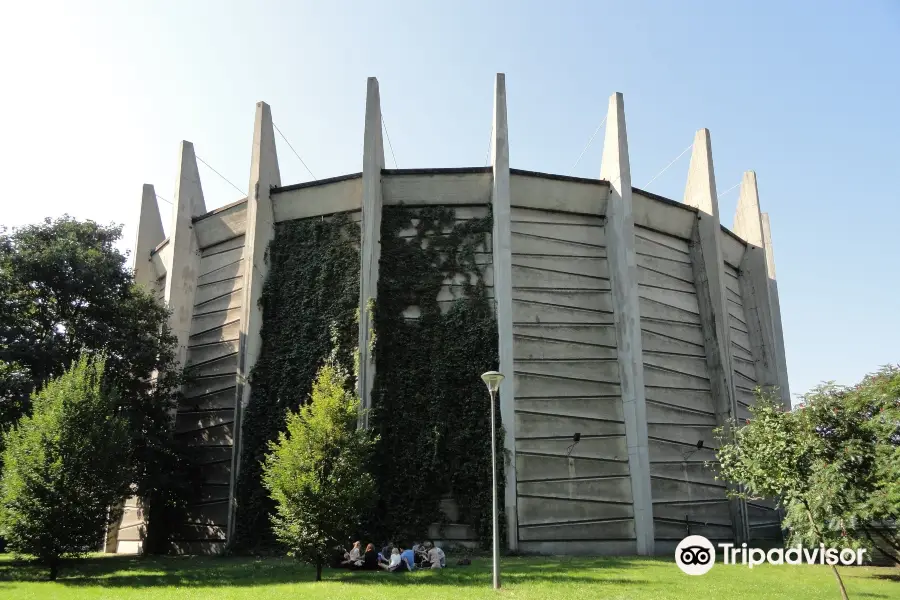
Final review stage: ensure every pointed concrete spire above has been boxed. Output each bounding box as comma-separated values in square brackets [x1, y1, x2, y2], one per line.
[230, 101, 282, 545]
[732, 170, 781, 397]
[133, 184, 165, 290]
[490, 72, 518, 552]
[599, 92, 654, 556]
[684, 129, 719, 216]
[762, 213, 777, 280]
[683, 129, 748, 542]
[357, 77, 385, 429]
[164, 141, 206, 368]
[762, 213, 790, 407]
[237, 100, 281, 384]
[733, 171, 764, 247]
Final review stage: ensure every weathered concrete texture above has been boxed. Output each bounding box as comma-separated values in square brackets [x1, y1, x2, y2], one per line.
[383, 170, 492, 206]
[600, 92, 654, 555]
[194, 200, 247, 249]
[273, 175, 363, 220]
[762, 213, 791, 408]
[164, 141, 207, 369]
[358, 77, 385, 430]
[490, 73, 519, 551]
[230, 102, 281, 546]
[683, 129, 748, 543]
[133, 184, 166, 290]
[631, 190, 696, 239]
[509, 171, 609, 214]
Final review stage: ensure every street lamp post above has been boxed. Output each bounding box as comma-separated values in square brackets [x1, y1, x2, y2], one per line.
[480, 370, 504, 590]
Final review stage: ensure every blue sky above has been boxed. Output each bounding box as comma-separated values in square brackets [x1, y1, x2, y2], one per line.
[2, 1, 898, 400]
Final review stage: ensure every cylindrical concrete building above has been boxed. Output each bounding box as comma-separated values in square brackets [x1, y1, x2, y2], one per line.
[112, 74, 790, 557]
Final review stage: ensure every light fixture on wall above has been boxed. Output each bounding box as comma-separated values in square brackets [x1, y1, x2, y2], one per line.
[565, 432, 581, 458]
[681, 439, 704, 461]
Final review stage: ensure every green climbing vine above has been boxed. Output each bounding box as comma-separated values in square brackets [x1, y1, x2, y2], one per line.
[369, 204, 503, 548]
[232, 213, 360, 552]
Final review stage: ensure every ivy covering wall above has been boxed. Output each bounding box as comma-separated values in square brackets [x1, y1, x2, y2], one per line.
[232, 214, 360, 552]
[368, 205, 503, 547]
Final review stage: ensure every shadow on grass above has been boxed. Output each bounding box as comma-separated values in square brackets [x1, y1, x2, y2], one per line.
[0, 554, 655, 588]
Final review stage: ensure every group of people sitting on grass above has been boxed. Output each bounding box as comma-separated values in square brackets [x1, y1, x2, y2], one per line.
[337, 540, 446, 572]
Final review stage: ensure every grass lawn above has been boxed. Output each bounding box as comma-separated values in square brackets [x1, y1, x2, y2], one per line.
[0, 553, 896, 600]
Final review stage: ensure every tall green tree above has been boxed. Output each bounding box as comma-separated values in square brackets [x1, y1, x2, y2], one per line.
[0, 216, 188, 551]
[0, 355, 131, 579]
[262, 358, 376, 581]
[715, 366, 900, 599]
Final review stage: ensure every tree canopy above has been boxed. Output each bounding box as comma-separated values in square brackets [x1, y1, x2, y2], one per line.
[262, 358, 377, 581]
[715, 366, 900, 599]
[0, 216, 187, 552]
[0, 355, 131, 579]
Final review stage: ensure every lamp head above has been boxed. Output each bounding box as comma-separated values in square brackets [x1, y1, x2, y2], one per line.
[481, 371, 505, 393]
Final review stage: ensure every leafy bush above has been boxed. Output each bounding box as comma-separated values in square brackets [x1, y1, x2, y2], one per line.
[262, 359, 376, 581]
[0, 355, 131, 579]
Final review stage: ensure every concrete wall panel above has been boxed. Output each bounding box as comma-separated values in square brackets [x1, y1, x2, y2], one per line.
[513, 301, 615, 325]
[175, 410, 234, 435]
[633, 194, 696, 240]
[195, 202, 248, 250]
[510, 173, 608, 214]
[194, 290, 242, 316]
[516, 397, 624, 422]
[518, 540, 638, 555]
[518, 496, 633, 526]
[512, 289, 614, 312]
[516, 436, 628, 461]
[641, 330, 706, 356]
[654, 520, 733, 540]
[511, 206, 605, 226]
[189, 320, 240, 346]
[641, 320, 705, 347]
[649, 438, 717, 463]
[650, 477, 727, 503]
[643, 365, 710, 391]
[644, 386, 715, 413]
[201, 235, 245, 257]
[646, 401, 717, 426]
[514, 336, 617, 360]
[517, 453, 630, 480]
[720, 228, 746, 269]
[191, 308, 241, 336]
[515, 359, 620, 383]
[176, 423, 234, 447]
[194, 277, 242, 307]
[512, 255, 609, 279]
[511, 221, 606, 246]
[518, 477, 632, 503]
[514, 372, 621, 398]
[519, 519, 635, 541]
[648, 423, 717, 449]
[383, 171, 492, 206]
[516, 412, 624, 439]
[273, 178, 362, 220]
[512, 233, 606, 257]
[649, 462, 720, 486]
[180, 386, 236, 412]
[514, 324, 617, 346]
[639, 298, 702, 325]
[653, 500, 731, 524]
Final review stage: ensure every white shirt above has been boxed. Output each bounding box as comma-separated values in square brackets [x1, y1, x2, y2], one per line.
[389, 553, 401, 567]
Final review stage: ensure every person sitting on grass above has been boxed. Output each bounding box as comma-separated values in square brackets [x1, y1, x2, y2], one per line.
[381, 548, 403, 572]
[400, 547, 417, 572]
[361, 543, 379, 570]
[378, 541, 394, 565]
[341, 541, 363, 567]
[426, 541, 446, 569]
